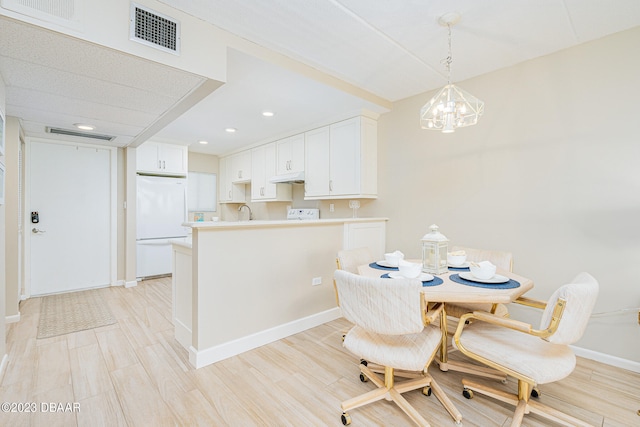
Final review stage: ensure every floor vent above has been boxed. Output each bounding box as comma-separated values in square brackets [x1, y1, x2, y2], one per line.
[46, 127, 115, 141]
[130, 3, 180, 55]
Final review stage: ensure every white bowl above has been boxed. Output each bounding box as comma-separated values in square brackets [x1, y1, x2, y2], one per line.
[447, 253, 467, 266]
[398, 260, 422, 279]
[384, 251, 404, 267]
[470, 262, 497, 280]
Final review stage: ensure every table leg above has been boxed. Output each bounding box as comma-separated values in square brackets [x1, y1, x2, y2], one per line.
[439, 305, 448, 366]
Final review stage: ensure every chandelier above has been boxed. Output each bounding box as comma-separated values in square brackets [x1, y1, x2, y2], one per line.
[420, 12, 484, 133]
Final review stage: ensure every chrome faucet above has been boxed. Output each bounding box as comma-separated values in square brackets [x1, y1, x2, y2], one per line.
[238, 204, 253, 221]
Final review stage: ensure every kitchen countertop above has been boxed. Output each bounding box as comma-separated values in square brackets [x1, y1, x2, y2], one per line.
[182, 217, 388, 230]
[172, 218, 388, 250]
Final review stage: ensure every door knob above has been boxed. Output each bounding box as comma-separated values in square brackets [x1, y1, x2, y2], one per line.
[32, 228, 46, 234]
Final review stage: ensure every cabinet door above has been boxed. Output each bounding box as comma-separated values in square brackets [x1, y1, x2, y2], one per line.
[330, 117, 360, 196]
[263, 143, 278, 198]
[304, 126, 331, 197]
[289, 133, 305, 173]
[160, 144, 187, 175]
[276, 134, 305, 175]
[220, 157, 245, 203]
[232, 151, 251, 183]
[136, 143, 160, 172]
[251, 146, 267, 200]
[276, 138, 292, 175]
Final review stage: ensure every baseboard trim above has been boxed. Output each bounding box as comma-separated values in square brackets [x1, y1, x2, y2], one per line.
[5, 313, 21, 324]
[111, 280, 125, 287]
[124, 280, 137, 288]
[189, 307, 342, 369]
[572, 345, 640, 373]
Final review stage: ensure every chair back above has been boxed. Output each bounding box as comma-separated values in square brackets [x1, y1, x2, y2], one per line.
[540, 272, 599, 345]
[334, 270, 424, 336]
[337, 247, 374, 274]
[452, 245, 513, 272]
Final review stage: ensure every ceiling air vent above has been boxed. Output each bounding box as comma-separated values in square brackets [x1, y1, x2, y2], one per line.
[130, 3, 180, 55]
[46, 127, 115, 142]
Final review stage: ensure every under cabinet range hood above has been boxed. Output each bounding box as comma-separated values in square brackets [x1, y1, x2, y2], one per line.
[269, 171, 305, 184]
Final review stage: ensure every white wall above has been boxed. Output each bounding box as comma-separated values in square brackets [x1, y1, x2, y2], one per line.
[372, 27, 640, 363]
[0, 72, 7, 371]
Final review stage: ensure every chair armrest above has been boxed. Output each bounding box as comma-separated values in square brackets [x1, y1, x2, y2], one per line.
[469, 311, 532, 334]
[513, 296, 547, 309]
[455, 297, 567, 341]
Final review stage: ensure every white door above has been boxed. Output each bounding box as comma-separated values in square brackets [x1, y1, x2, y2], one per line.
[29, 140, 114, 296]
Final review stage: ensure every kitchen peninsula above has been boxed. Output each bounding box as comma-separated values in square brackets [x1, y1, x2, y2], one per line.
[172, 217, 387, 368]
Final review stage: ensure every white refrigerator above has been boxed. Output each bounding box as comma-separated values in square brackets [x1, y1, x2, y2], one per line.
[136, 175, 188, 278]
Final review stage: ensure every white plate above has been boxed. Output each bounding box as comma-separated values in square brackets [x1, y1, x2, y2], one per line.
[376, 260, 398, 268]
[389, 272, 434, 282]
[459, 272, 509, 284]
[448, 261, 470, 268]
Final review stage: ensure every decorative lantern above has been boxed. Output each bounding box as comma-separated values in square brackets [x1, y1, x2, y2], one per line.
[421, 224, 449, 275]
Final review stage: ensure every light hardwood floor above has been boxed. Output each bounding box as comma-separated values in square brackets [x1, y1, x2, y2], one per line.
[1, 277, 639, 426]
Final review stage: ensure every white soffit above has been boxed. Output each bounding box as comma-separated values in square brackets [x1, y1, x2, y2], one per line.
[0, 15, 206, 146]
[160, 0, 640, 102]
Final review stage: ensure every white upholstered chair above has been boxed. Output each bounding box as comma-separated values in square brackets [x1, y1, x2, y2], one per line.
[453, 272, 599, 427]
[445, 245, 514, 319]
[336, 247, 374, 274]
[334, 247, 375, 307]
[334, 269, 462, 426]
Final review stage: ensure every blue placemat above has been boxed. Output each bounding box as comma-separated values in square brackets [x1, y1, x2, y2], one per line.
[449, 273, 520, 289]
[381, 273, 443, 287]
[448, 266, 470, 272]
[369, 262, 398, 271]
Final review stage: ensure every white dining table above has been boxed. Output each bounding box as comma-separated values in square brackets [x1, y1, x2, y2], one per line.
[358, 260, 535, 375]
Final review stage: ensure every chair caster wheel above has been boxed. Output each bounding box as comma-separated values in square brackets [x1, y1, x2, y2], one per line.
[342, 334, 346, 342]
[341, 412, 351, 425]
[359, 373, 368, 382]
[360, 359, 368, 366]
[531, 387, 540, 398]
[422, 386, 432, 396]
[463, 388, 473, 399]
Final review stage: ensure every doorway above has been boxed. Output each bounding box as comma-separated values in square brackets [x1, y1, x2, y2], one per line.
[26, 139, 116, 296]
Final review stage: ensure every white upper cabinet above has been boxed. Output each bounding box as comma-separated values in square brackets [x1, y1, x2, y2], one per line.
[230, 150, 251, 183]
[304, 126, 331, 198]
[137, 142, 188, 176]
[219, 156, 246, 203]
[276, 133, 305, 175]
[251, 143, 292, 202]
[304, 116, 377, 200]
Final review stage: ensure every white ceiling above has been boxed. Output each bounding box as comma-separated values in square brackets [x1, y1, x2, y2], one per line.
[2, 1, 640, 155]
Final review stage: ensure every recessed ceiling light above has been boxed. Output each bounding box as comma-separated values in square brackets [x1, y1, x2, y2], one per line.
[225, 127, 237, 133]
[74, 123, 95, 131]
[198, 140, 208, 145]
[262, 111, 275, 117]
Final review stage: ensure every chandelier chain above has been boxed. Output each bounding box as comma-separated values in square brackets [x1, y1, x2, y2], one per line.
[440, 23, 453, 85]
